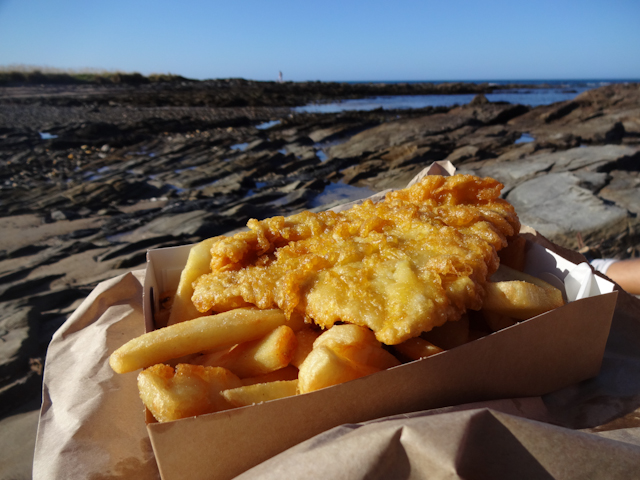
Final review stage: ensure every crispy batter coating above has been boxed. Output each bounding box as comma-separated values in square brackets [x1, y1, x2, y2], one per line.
[192, 175, 520, 344]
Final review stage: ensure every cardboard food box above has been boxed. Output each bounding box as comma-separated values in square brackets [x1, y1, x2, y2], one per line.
[141, 233, 617, 480]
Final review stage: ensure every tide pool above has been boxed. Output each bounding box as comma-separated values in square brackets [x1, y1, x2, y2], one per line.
[294, 86, 592, 113]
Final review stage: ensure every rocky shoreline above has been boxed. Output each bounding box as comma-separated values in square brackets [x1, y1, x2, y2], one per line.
[0, 80, 639, 476]
[0, 78, 551, 109]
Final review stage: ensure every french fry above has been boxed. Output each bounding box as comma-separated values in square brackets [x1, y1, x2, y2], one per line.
[313, 324, 400, 370]
[109, 308, 288, 374]
[490, 264, 561, 291]
[194, 325, 298, 378]
[280, 311, 309, 332]
[297, 325, 400, 394]
[168, 237, 218, 326]
[241, 365, 299, 386]
[482, 310, 518, 332]
[191, 345, 235, 366]
[498, 234, 527, 271]
[290, 327, 322, 368]
[221, 380, 299, 408]
[422, 314, 470, 350]
[298, 346, 380, 394]
[483, 280, 564, 320]
[485, 265, 564, 320]
[138, 364, 242, 422]
[393, 337, 443, 361]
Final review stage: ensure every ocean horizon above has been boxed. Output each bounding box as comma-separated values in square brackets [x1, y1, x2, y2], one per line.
[343, 79, 639, 86]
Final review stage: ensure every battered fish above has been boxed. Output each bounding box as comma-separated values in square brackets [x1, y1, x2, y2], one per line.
[192, 174, 520, 345]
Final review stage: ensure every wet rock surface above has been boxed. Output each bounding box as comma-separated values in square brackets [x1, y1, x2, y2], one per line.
[1, 81, 639, 435]
[0, 79, 537, 112]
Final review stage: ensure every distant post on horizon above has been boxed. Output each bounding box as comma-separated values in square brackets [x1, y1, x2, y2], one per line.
[278, 71, 283, 83]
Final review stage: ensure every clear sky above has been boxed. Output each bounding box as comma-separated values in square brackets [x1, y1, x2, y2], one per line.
[1, 0, 639, 82]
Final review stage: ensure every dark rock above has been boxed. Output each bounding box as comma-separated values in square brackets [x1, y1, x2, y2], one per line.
[357, 164, 427, 191]
[599, 170, 640, 215]
[492, 142, 544, 163]
[327, 112, 472, 160]
[446, 145, 480, 164]
[0, 274, 66, 302]
[463, 156, 554, 194]
[301, 178, 328, 191]
[509, 84, 640, 148]
[59, 228, 102, 240]
[308, 124, 361, 144]
[278, 155, 321, 175]
[128, 210, 223, 238]
[548, 145, 640, 173]
[469, 94, 489, 106]
[341, 160, 387, 185]
[3, 245, 49, 260]
[50, 209, 81, 222]
[572, 171, 610, 192]
[38, 241, 101, 266]
[566, 117, 626, 144]
[450, 103, 529, 126]
[0, 370, 41, 418]
[535, 132, 580, 150]
[112, 251, 148, 269]
[506, 172, 632, 250]
[218, 202, 278, 220]
[467, 145, 640, 193]
[96, 235, 175, 262]
[0, 268, 34, 286]
[268, 189, 317, 210]
[541, 101, 580, 123]
[0, 307, 38, 382]
[97, 206, 123, 216]
[19, 287, 89, 314]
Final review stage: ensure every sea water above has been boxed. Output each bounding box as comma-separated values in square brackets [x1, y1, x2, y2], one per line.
[293, 79, 634, 113]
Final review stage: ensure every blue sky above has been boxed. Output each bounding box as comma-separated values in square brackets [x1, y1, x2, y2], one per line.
[1, 0, 639, 81]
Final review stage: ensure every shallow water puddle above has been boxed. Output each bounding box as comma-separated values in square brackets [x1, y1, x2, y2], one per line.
[310, 182, 377, 208]
[245, 181, 270, 197]
[256, 120, 281, 130]
[294, 86, 594, 113]
[515, 133, 535, 144]
[230, 143, 249, 151]
[173, 166, 198, 174]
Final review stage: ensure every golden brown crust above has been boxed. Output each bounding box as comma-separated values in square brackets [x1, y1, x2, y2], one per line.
[192, 174, 520, 344]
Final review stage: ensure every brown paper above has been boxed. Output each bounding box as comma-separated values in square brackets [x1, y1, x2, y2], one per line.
[32, 271, 160, 480]
[235, 399, 640, 480]
[32, 164, 640, 479]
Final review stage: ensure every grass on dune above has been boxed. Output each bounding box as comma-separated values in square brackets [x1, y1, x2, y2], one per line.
[0, 65, 192, 85]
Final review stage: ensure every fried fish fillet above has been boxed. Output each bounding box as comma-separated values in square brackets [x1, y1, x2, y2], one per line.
[192, 174, 520, 345]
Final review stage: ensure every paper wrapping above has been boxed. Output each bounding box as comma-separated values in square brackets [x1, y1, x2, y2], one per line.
[32, 171, 640, 479]
[33, 271, 160, 480]
[236, 399, 640, 480]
